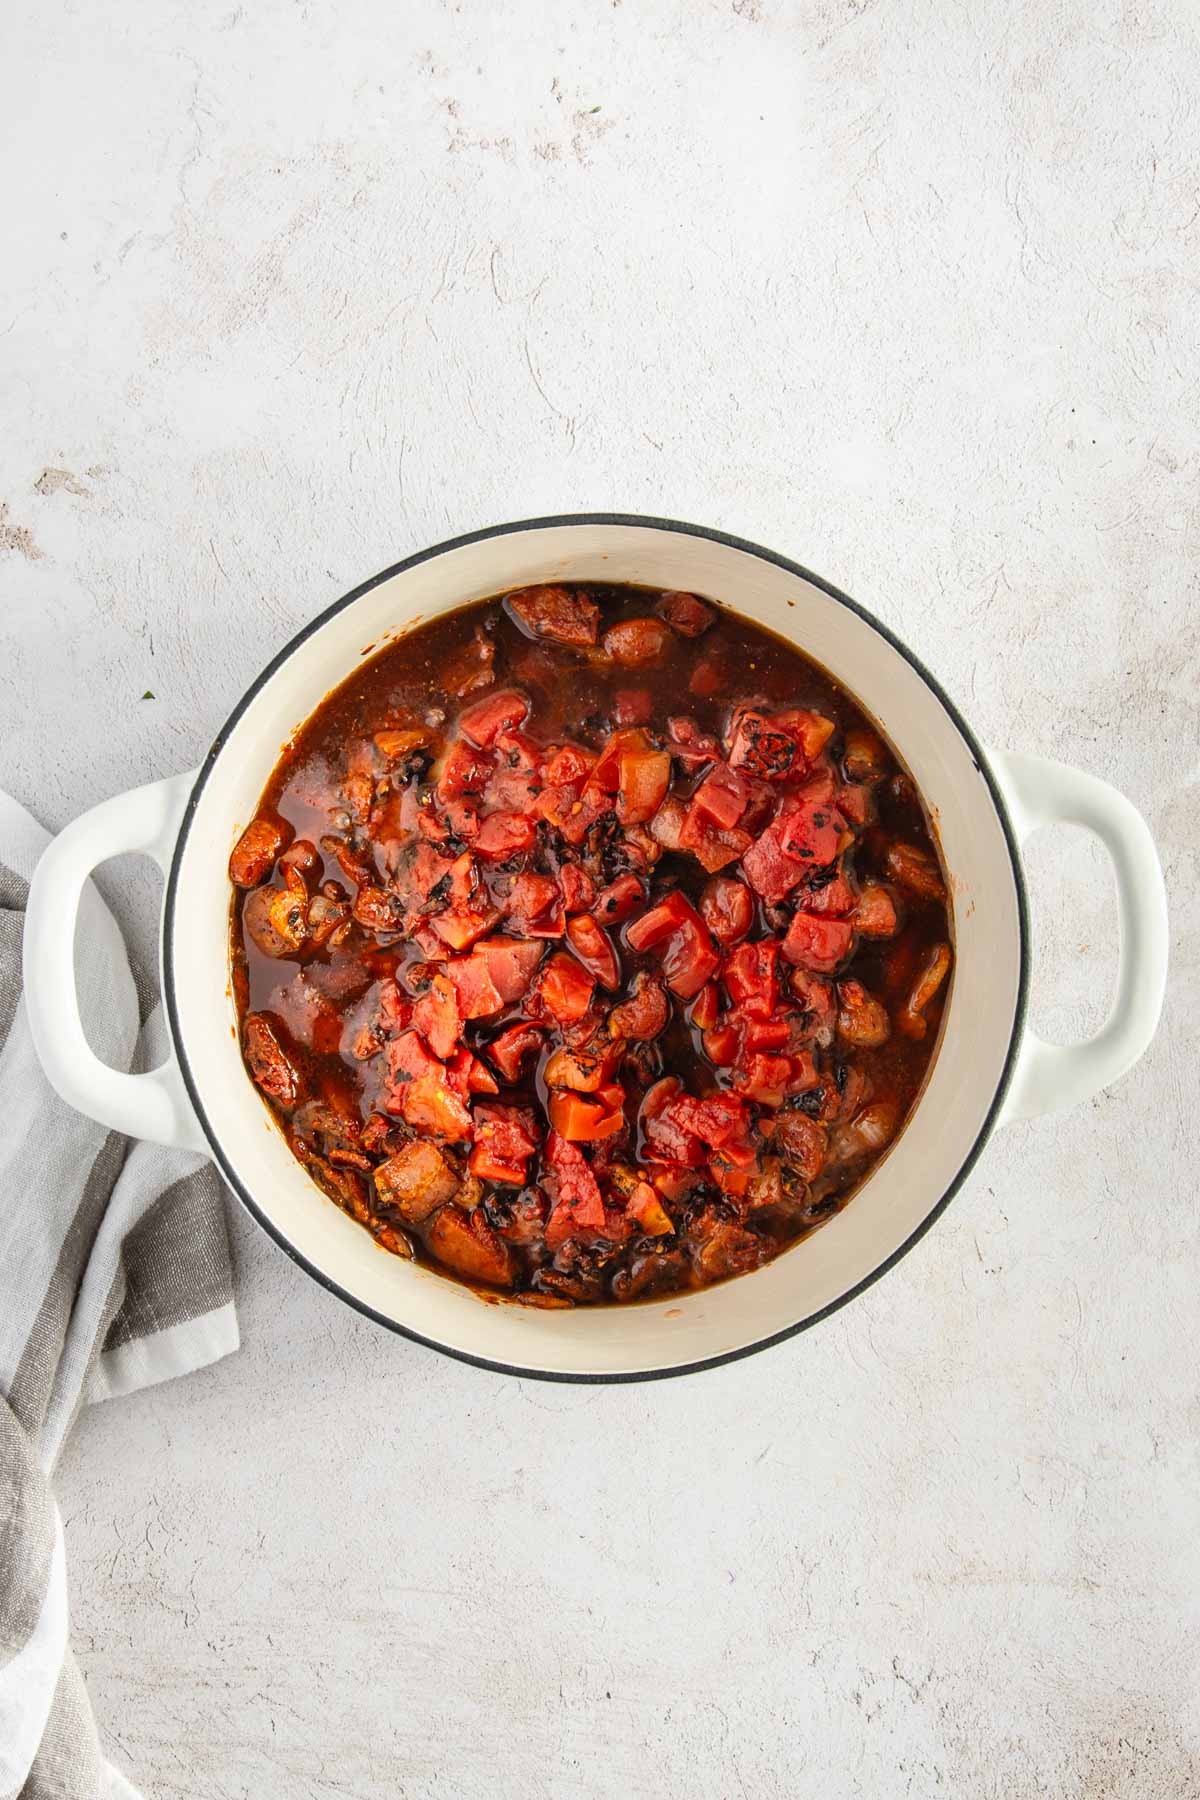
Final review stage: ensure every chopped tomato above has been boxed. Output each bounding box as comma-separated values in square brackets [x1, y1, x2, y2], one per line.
[733, 1052, 792, 1107]
[740, 817, 808, 902]
[536, 952, 596, 1024]
[385, 1029, 442, 1085]
[457, 688, 530, 748]
[493, 727, 541, 770]
[708, 1159, 757, 1199]
[566, 914, 621, 990]
[474, 935, 543, 1003]
[773, 708, 836, 760]
[837, 783, 872, 826]
[690, 981, 720, 1030]
[543, 1132, 607, 1246]
[484, 1022, 545, 1083]
[668, 1093, 750, 1150]
[436, 739, 493, 803]
[442, 799, 480, 843]
[690, 764, 750, 829]
[428, 904, 501, 951]
[786, 1050, 820, 1093]
[700, 875, 755, 945]
[801, 870, 857, 917]
[442, 1046, 478, 1099]
[411, 971, 461, 1059]
[650, 1162, 700, 1202]
[723, 940, 779, 1019]
[591, 728, 652, 792]
[468, 1144, 525, 1185]
[678, 810, 753, 873]
[484, 741, 542, 813]
[391, 1071, 474, 1141]
[548, 1090, 625, 1142]
[726, 709, 798, 780]
[616, 750, 672, 825]
[543, 1039, 622, 1092]
[554, 783, 612, 847]
[442, 953, 504, 1020]
[407, 841, 461, 904]
[702, 1023, 740, 1066]
[625, 889, 701, 952]
[506, 871, 563, 935]
[742, 1016, 791, 1052]
[795, 763, 838, 806]
[466, 1055, 499, 1094]
[781, 912, 855, 972]
[593, 874, 645, 925]
[542, 743, 595, 785]
[778, 800, 843, 868]
[474, 811, 537, 862]
[660, 917, 720, 999]
[469, 1102, 539, 1184]
[642, 1104, 708, 1166]
[557, 863, 596, 913]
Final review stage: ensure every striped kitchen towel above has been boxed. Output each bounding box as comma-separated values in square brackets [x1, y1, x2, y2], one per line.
[0, 789, 238, 1799]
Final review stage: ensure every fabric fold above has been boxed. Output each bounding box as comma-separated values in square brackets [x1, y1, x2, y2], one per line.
[0, 790, 238, 1800]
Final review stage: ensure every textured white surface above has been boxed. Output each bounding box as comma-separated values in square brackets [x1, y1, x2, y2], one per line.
[3, 0, 1198, 1794]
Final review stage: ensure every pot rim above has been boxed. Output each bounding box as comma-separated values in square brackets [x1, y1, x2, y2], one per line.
[163, 512, 1031, 1383]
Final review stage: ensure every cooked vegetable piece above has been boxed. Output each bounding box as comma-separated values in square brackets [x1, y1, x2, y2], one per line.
[837, 979, 891, 1048]
[506, 584, 600, 647]
[244, 873, 310, 957]
[457, 688, 529, 747]
[230, 816, 292, 887]
[896, 942, 952, 1039]
[854, 882, 899, 938]
[843, 728, 889, 783]
[885, 841, 947, 902]
[775, 1110, 828, 1181]
[427, 1204, 516, 1287]
[375, 1140, 459, 1222]
[656, 591, 714, 637]
[243, 1014, 301, 1106]
[565, 914, 621, 990]
[602, 618, 671, 666]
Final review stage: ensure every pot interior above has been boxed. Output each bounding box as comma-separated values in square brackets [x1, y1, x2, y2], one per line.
[169, 520, 1022, 1377]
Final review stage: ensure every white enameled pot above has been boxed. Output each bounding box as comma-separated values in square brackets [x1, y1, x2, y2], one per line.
[24, 517, 1169, 1381]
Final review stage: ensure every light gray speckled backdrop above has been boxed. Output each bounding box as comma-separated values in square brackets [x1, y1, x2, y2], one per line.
[3, 1, 1198, 1795]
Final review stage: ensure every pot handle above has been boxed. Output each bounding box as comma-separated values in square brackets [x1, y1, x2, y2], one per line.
[23, 770, 210, 1154]
[987, 748, 1168, 1124]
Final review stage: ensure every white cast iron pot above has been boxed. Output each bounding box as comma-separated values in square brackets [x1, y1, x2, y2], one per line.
[24, 517, 1169, 1381]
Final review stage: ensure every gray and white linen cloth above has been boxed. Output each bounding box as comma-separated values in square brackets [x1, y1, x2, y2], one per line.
[0, 789, 238, 1799]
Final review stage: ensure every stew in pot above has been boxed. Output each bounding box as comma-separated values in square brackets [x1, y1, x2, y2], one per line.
[229, 584, 953, 1305]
